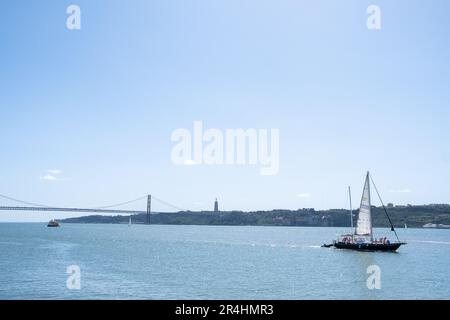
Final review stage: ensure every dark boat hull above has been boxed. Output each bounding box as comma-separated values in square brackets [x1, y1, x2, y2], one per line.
[47, 222, 60, 227]
[333, 242, 405, 252]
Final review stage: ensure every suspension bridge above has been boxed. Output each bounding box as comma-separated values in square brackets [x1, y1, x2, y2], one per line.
[0, 193, 186, 224]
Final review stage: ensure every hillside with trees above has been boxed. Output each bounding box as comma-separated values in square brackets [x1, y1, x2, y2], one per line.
[61, 204, 450, 228]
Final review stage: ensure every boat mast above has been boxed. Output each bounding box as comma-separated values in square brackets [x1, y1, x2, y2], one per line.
[367, 172, 373, 242]
[348, 186, 354, 231]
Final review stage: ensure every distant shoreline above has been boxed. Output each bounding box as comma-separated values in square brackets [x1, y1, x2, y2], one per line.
[0, 221, 440, 230]
[59, 205, 450, 229]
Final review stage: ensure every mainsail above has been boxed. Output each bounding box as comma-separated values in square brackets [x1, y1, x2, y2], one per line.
[355, 172, 372, 238]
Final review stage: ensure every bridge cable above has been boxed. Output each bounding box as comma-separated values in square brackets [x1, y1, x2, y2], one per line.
[151, 195, 186, 212]
[0, 193, 53, 208]
[95, 195, 148, 209]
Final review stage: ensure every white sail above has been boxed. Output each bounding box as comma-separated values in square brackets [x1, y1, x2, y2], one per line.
[355, 172, 372, 238]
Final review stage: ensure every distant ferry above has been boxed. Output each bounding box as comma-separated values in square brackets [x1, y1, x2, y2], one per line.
[323, 172, 406, 252]
[47, 220, 60, 227]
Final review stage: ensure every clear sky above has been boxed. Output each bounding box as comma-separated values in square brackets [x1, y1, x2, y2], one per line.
[1, 0, 450, 221]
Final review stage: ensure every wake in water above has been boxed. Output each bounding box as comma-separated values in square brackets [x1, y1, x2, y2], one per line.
[407, 240, 450, 246]
[248, 243, 321, 249]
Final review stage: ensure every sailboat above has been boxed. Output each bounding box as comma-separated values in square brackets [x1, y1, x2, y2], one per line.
[128, 215, 132, 227]
[329, 172, 406, 252]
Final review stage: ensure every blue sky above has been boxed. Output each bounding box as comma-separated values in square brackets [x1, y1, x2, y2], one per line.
[1, 0, 450, 221]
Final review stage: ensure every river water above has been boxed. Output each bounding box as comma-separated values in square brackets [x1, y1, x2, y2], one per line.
[0, 223, 448, 299]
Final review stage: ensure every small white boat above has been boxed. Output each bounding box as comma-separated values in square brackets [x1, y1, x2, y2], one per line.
[47, 219, 60, 227]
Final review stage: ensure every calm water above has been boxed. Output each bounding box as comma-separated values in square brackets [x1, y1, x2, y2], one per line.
[0, 223, 449, 300]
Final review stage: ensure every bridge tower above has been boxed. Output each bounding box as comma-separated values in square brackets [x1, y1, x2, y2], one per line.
[146, 195, 152, 224]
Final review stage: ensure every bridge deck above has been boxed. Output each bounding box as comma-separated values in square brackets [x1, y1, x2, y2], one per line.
[0, 206, 146, 215]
